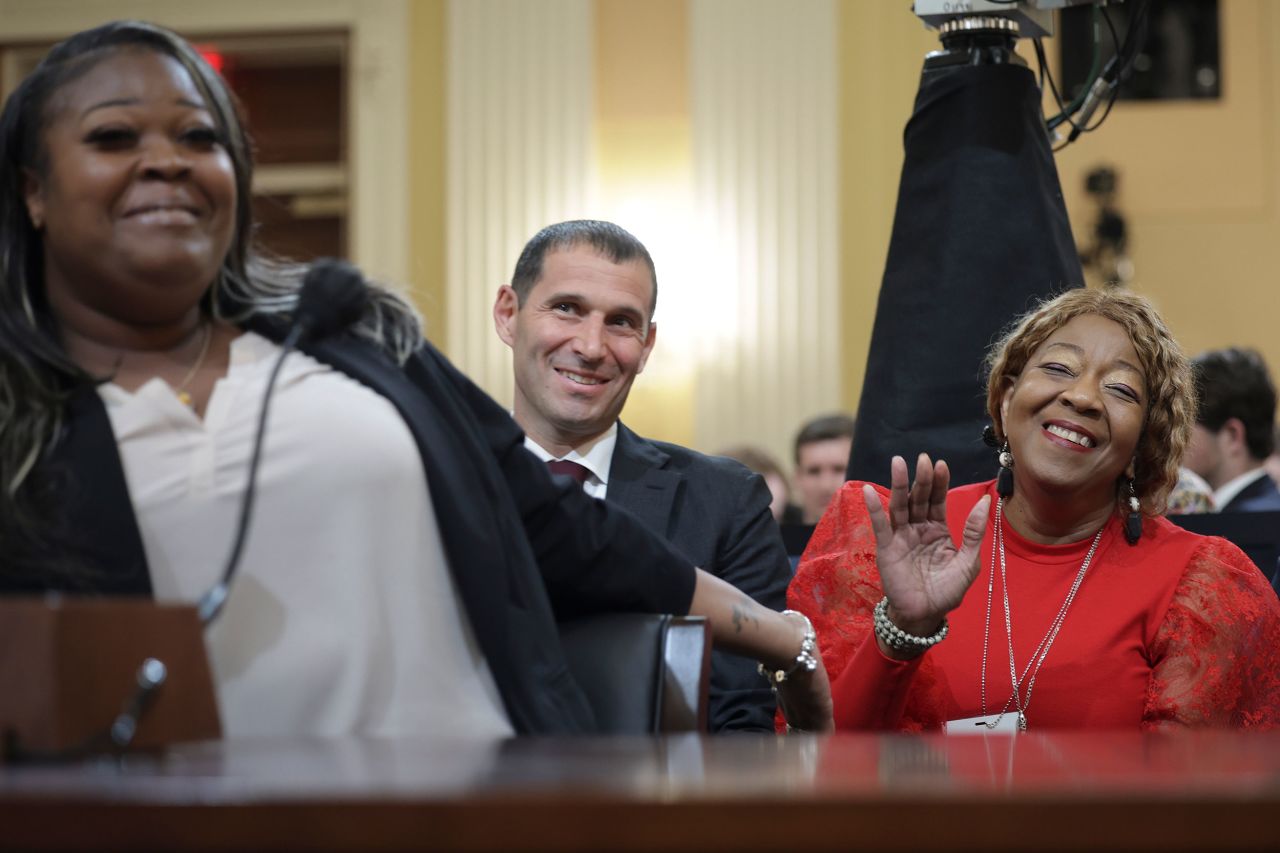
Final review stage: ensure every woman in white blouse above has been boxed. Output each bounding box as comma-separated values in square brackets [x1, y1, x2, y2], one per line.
[0, 20, 831, 736]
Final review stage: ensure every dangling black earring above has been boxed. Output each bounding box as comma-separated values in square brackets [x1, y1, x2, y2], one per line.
[983, 425, 1015, 499]
[997, 441, 1015, 498]
[1124, 478, 1142, 545]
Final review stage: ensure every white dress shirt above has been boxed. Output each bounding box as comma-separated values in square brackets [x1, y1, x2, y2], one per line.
[521, 422, 617, 500]
[100, 331, 513, 739]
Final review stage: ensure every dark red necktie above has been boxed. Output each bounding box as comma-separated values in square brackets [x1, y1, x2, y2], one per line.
[547, 459, 592, 486]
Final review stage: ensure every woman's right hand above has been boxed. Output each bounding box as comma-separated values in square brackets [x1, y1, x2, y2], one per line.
[862, 454, 990, 656]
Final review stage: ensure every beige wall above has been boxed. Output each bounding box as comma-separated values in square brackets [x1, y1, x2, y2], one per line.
[436, 0, 841, 463]
[835, 6, 938, 413]
[6, 1, 1273, 440]
[1055, 0, 1279, 382]
[407, 0, 448, 348]
[592, 0, 698, 447]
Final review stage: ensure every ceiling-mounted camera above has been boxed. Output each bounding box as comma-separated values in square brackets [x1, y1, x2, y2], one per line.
[913, 1, 1146, 150]
[913, 1, 1106, 73]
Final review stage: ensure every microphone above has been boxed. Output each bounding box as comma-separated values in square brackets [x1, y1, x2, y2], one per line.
[288, 258, 370, 345]
[196, 259, 369, 624]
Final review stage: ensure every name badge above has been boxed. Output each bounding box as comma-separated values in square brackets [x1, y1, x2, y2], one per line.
[945, 713, 1021, 734]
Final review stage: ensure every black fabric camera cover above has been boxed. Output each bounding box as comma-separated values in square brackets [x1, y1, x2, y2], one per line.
[848, 63, 1084, 487]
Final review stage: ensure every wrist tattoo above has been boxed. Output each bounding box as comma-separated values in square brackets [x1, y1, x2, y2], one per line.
[731, 598, 760, 634]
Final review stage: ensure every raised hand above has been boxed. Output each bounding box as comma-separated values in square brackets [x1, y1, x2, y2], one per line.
[861, 454, 990, 649]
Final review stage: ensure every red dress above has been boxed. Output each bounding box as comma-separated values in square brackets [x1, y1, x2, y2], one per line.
[790, 480, 1280, 731]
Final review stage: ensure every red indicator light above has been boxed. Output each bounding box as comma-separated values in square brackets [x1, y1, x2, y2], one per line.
[196, 46, 225, 73]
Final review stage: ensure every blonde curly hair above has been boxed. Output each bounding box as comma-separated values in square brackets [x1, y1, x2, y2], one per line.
[985, 288, 1195, 516]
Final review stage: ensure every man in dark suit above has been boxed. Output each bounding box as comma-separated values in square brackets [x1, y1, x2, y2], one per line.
[493, 220, 791, 733]
[1186, 347, 1280, 512]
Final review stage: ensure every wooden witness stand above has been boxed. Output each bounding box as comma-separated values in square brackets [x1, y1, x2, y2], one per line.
[1, 601, 1278, 851]
[0, 598, 220, 755]
[1, 731, 1279, 851]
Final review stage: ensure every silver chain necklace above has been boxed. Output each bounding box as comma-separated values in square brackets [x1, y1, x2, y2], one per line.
[980, 497, 1104, 732]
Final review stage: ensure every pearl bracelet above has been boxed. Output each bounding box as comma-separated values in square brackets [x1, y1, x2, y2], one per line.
[757, 609, 818, 686]
[872, 597, 948, 651]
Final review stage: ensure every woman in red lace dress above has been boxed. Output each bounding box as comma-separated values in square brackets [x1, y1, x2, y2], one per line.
[790, 289, 1280, 731]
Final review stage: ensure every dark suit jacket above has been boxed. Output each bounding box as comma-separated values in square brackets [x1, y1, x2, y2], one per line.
[5, 320, 698, 735]
[607, 423, 791, 733]
[1221, 472, 1280, 513]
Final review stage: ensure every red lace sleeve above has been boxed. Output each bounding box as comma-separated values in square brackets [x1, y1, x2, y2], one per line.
[787, 482, 885, 679]
[1144, 537, 1280, 730]
[788, 482, 943, 731]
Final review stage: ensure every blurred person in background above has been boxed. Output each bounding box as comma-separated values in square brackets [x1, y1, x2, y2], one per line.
[1263, 424, 1280, 488]
[1184, 347, 1280, 512]
[717, 444, 793, 524]
[1165, 467, 1215, 515]
[792, 413, 856, 524]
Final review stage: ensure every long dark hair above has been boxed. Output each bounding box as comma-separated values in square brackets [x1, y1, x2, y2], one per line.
[0, 20, 421, 583]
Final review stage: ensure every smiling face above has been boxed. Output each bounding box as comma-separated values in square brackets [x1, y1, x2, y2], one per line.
[494, 246, 657, 455]
[23, 48, 236, 334]
[999, 313, 1148, 510]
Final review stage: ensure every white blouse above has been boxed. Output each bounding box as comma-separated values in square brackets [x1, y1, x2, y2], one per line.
[99, 332, 513, 739]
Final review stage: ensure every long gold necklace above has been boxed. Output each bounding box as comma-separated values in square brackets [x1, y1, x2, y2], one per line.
[174, 322, 212, 408]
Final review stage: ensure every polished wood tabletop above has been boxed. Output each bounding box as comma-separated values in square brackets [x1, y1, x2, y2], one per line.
[3, 731, 1280, 851]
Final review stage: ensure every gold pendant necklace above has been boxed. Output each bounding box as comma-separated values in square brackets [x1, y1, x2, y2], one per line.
[174, 322, 212, 408]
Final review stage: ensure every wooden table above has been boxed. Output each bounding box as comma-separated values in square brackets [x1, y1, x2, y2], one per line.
[3, 731, 1279, 851]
